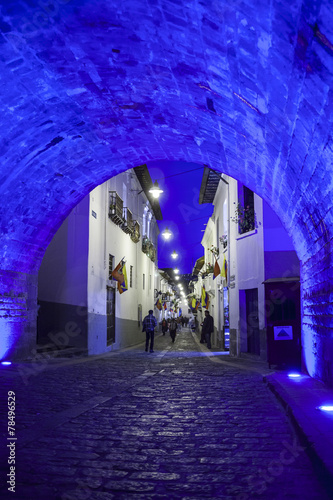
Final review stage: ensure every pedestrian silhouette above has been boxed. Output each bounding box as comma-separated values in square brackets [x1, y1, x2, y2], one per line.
[201, 310, 214, 349]
[169, 317, 178, 343]
[142, 310, 157, 352]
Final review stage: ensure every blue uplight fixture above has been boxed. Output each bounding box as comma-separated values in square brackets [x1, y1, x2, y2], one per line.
[317, 405, 333, 412]
[1, 361, 12, 366]
[288, 373, 301, 378]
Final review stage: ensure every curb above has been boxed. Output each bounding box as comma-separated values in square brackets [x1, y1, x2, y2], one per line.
[264, 374, 333, 497]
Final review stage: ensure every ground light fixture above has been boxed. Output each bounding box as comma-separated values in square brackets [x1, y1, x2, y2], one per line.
[171, 250, 178, 259]
[149, 180, 163, 199]
[1, 361, 12, 366]
[162, 227, 172, 240]
[288, 373, 301, 378]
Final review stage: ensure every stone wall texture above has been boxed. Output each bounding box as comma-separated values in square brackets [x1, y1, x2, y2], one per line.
[0, 0, 332, 383]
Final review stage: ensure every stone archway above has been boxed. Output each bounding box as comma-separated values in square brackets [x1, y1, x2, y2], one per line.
[0, 0, 332, 384]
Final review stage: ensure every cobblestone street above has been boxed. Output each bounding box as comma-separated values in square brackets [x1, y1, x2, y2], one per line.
[0, 329, 329, 499]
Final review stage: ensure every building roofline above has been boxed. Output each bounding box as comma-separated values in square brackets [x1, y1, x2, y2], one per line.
[199, 166, 222, 204]
[133, 164, 163, 220]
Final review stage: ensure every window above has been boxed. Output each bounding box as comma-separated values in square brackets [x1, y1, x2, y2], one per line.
[143, 273, 145, 290]
[149, 274, 152, 290]
[236, 184, 256, 235]
[243, 186, 254, 214]
[143, 206, 149, 236]
[130, 265, 133, 288]
[147, 212, 152, 239]
[108, 254, 114, 279]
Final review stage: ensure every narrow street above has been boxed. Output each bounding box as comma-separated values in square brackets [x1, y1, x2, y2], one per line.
[0, 328, 329, 500]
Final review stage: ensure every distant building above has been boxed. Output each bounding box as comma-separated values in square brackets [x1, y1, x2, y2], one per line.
[196, 168, 300, 365]
[38, 166, 162, 355]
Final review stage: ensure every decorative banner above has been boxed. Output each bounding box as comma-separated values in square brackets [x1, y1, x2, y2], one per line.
[163, 301, 167, 310]
[155, 298, 162, 310]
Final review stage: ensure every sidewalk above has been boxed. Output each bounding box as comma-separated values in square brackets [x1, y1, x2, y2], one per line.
[193, 331, 333, 495]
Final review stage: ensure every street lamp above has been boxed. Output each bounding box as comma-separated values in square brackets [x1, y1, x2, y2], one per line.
[149, 180, 163, 199]
[162, 227, 172, 240]
[174, 268, 179, 274]
[171, 250, 178, 259]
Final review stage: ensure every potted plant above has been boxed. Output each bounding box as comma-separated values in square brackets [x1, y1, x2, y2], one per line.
[232, 202, 257, 234]
[220, 234, 228, 249]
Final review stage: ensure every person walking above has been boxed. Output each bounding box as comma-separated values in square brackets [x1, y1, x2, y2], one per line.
[201, 310, 214, 349]
[169, 317, 178, 343]
[142, 309, 157, 352]
[161, 318, 168, 336]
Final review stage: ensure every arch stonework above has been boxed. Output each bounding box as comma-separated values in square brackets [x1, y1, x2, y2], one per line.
[0, 0, 332, 384]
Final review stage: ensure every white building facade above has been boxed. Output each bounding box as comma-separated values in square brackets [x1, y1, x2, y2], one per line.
[197, 168, 300, 363]
[38, 166, 161, 355]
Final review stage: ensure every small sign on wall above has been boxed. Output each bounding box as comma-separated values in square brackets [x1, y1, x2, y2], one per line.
[274, 326, 293, 340]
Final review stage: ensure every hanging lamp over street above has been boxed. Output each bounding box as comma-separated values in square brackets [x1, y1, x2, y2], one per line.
[162, 227, 172, 240]
[171, 250, 178, 259]
[149, 180, 163, 199]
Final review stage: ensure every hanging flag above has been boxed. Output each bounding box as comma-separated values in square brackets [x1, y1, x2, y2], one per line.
[191, 297, 196, 310]
[195, 300, 200, 311]
[112, 260, 128, 293]
[213, 259, 220, 280]
[221, 256, 228, 280]
[201, 286, 207, 308]
[111, 261, 124, 283]
[155, 298, 162, 310]
[119, 262, 128, 293]
[163, 301, 167, 310]
[179, 308, 182, 317]
[205, 293, 210, 310]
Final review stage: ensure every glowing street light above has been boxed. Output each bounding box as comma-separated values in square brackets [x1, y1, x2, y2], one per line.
[174, 268, 179, 274]
[149, 180, 163, 199]
[175, 276, 180, 281]
[171, 250, 178, 259]
[162, 227, 172, 240]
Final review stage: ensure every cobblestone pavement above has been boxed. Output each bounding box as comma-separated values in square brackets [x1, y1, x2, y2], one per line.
[0, 328, 330, 499]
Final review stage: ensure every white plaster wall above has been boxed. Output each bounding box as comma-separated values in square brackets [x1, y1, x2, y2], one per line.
[38, 196, 89, 307]
[87, 171, 158, 353]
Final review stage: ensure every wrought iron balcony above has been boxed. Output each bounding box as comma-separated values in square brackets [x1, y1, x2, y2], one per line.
[131, 221, 141, 243]
[142, 236, 157, 262]
[109, 191, 124, 225]
[122, 207, 134, 234]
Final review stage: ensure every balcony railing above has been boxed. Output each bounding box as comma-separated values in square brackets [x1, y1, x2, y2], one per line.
[122, 207, 134, 235]
[109, 191, 124, 225]
[142, 236, 157, 262]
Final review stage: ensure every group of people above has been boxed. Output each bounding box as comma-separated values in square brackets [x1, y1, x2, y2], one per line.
[142, 309, 214, 352]
[161, 317, 178, 343]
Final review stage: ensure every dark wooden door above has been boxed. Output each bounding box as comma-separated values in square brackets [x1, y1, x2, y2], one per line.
[246, 288, 260, 355]
[106, 286, 115, 345]
[265, 280, 301, 368]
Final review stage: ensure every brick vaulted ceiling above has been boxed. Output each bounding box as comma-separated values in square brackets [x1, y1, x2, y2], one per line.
[0, 0, 333, 382]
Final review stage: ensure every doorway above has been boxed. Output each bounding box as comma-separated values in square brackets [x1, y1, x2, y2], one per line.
[106, 286, 115, 345]
[245, 288, 260, 355]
